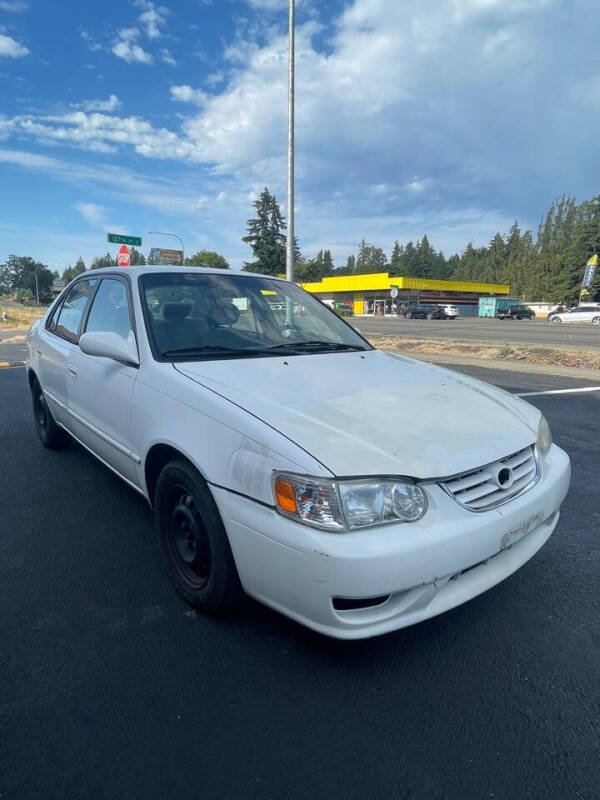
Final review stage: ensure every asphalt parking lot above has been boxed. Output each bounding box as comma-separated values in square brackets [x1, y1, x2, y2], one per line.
[357, 316, 600, 348]
[2, 365, 599, 800]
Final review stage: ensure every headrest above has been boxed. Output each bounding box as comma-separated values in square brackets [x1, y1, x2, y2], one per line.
[209, 302, 240, 326]
[163, 302, 192, 320]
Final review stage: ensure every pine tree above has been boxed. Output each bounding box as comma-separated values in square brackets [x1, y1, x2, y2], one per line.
[242, 187, 287, 275]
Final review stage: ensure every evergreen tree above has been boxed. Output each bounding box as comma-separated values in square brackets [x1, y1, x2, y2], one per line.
[242, 187, 288, 275]
[62, 256, 86, 283]
[322, 250, 334, 274]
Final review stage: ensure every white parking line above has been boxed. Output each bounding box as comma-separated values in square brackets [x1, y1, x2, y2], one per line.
[515, 386, 600, 397]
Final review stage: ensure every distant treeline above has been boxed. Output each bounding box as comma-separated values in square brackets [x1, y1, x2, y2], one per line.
[291, 195, 600, 304]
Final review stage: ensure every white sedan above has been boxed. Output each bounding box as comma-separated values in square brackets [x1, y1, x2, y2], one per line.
[549, 305, 600, 324]
[26, 266, 571, 639]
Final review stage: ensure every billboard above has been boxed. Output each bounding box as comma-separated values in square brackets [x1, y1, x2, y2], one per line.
[149, 247, 184, 266]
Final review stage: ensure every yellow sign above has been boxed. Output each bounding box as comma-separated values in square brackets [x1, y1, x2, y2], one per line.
[587, 255, 598, 266]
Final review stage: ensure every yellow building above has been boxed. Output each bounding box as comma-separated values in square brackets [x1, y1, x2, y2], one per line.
[299, 272, 510, 316]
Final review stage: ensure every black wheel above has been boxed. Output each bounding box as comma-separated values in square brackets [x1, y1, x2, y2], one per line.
[31, 378, 69, 449]
[406, 312, 413, 319]
[592, 316, 600, 325]
[551, 316, 562, 323]
[154, 459, 243, 612]
[426, 312, 433, 320]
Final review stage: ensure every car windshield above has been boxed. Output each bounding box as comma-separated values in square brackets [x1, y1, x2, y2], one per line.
[140, 271, 371, 361]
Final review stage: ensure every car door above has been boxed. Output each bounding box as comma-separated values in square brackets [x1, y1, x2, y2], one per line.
[36, 278, 98, 424]
[66, 275, 140, 485]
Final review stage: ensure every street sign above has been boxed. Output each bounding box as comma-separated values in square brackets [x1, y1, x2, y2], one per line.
[107, 233, 142, 247]
[390, 286, 399, 298]
[117, 244, 131, 267]
[149, 247, 184, 266]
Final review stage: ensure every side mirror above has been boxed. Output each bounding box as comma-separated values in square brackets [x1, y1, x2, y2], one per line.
[79, 331, 139, 367]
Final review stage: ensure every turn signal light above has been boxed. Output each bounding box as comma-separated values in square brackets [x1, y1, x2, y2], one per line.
[275, 479, 297, 514]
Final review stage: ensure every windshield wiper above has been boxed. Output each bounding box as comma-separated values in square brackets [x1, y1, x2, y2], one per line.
[268, 341, 367, 352]
[162, 345, 271, 358]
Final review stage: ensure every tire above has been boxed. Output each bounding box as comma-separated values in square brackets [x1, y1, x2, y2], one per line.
[154, 459, 243, 612]
[551, 316, 562, 323]
[516, 316, 522, 320]
[31, 378, 69, 449]
[426, 312, 433, 320]
[406, 312, 413, 319]
[592, 317, 600, 325]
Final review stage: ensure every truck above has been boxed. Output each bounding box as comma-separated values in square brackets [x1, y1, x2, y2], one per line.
[478, 297, 520, 318]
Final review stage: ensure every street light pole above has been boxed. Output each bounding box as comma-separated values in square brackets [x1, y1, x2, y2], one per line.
[147, 231, 185, 265]
[286, 0, 295, 283]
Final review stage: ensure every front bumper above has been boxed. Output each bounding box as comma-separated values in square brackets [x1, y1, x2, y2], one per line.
[212, 444, 571, 639]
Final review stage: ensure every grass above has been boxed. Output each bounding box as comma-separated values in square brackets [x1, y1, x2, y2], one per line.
[0, 303, 47, 329]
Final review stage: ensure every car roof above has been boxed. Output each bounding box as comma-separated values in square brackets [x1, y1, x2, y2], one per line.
[82, 265, 287, 282]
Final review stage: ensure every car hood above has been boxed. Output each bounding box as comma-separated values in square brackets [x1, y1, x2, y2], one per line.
[175, 350, 539, 479]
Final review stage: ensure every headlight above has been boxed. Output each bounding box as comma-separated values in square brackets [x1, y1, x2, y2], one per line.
[537, 414, 552, 458]
[273, 472, 427, 532]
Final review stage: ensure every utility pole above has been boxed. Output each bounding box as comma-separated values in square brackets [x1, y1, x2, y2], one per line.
[33, 266, 39, 306]
[286, 0, 295, 283]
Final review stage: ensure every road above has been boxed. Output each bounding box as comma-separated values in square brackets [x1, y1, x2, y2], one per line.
[357, 316, 600, 348]
[2, 366, 599, 800]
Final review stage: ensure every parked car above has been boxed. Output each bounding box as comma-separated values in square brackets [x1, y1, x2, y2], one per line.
[440, 304, 459, 319]
[405, 304, 446, 319]
[496, 305, 535, 320]
[548, 305, 600, 324]
[26, 266, 571, 640]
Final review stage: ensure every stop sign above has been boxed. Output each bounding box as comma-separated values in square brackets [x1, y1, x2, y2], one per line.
[117, 244, 130, 267]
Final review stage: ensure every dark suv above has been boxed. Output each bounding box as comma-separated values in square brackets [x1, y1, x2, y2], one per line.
[496, 305, 535, 320]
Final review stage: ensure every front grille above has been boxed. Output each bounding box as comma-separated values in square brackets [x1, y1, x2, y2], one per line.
[439, 445, 540, 511]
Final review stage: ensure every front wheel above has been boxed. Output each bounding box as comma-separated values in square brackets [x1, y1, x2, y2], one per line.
[551, 317, 562, 323]
[31, 378, 69, 449]
[154, 459, 243, 612]
[592, 316, 600, 325]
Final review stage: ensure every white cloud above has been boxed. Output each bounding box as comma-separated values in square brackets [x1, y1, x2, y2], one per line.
[138, 5, 168, 39]
[160, 48, 176, 66]
[112, 38, 153, 64]
[75, 202, 105, 226]
[76, 94, 122, 112]
[0, 147, 213, 217]
[117, 26, 140, 41]
[0, 32, 29, 58]
[0, 1, 29, 11]
[170, 84, 208, 106]
[80, 29, 102, 52]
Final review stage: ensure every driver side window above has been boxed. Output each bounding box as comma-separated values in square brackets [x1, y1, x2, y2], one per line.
[85, 279, 132, 340]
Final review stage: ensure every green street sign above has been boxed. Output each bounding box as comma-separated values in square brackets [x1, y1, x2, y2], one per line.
[107, 233, 142, 247]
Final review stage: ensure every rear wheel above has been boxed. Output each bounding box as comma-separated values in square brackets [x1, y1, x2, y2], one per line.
[154, 459, 243, 612]
[426, 312, 433, 320]
[31, 378, 69, 449]
[405, 312, 413, 319]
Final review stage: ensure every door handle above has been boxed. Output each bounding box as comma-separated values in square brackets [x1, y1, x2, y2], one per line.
[67, 365, 78, 378]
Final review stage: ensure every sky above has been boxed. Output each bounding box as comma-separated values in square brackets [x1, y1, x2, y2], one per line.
[1, 0, 599, 271]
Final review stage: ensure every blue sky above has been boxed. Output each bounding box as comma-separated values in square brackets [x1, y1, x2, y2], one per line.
[1, 0, 599, 271]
